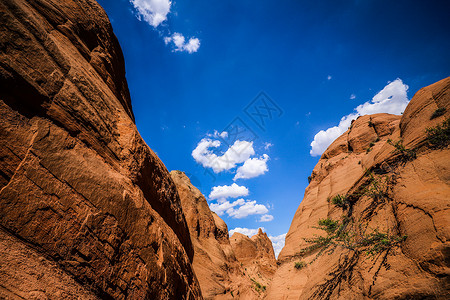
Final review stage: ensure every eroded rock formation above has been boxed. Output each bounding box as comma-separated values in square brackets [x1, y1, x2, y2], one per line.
[170, 171, 276, 299]
[0, 0, 201, 298]
[267, 77, 450, 299]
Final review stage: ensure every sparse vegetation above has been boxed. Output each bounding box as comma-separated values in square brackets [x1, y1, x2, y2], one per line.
[387, 139, 416, 161]
[294, 261, 307, 269]
[430, 107, 446, 120]
[328, 194, 349, 208]
[368, 120, 375, 127]
[363, 172, 390, 202]
[250, 278, 266, 292]
[299, 217, 405, 263]
[308, 176, 312, 183]
[426, 118, 450, 148]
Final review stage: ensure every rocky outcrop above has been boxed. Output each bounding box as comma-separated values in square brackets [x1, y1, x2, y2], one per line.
[267, 77, 450, 299]
[170, 171, 276, 299]
[0, 0, 201, 298]
[230, 229, 277, 293]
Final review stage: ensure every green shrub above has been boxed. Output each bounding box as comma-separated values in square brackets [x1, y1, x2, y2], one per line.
[328, 194, 349, 208]
[308, 176, 312, 183]
[430, 107, 446, 120]
[426, 118, 450, 148]
[294, 261, 307, 269]
[387, 139, 416, 160]
[299, 217, 405, 263]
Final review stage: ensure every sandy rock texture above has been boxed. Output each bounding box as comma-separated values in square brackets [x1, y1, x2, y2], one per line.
[170, 171, 276, 299]
[0, 0, 201, 298]
[267, 77, 450, 299]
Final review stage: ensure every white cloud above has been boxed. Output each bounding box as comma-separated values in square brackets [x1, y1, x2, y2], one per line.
[164, 33, 200, 53]
[350, 94, 356, 100]
[269, 233, 286, 258]
[227, 200, 269, 218]
[327, 75, 332, 80]
[264, 142, 273, 150]
[208, 183, 249, 201]
[259, 214, 274, 222]
[192, 139, 255, 173]
[210, 199, 268, 219]
[229, 227, 264, 237]
[234, 154, 269, 180]
[209, 198, 245, 216]
[130, 0, 171, 27]
[310, 79, 409, 157]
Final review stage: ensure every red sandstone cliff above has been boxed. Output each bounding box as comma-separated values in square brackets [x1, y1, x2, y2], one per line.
[267, 77, 450, 299]
[170, 171, 276, 299]
[0, 0, 201, 298]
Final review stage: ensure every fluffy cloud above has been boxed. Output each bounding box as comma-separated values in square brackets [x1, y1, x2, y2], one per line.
[227, 200, 269, 218]
[269, 233, 286, 258]
[210, 199, 269, 219]
[327, 75, 332, 80]
[350, 94, 356, 100]
[264, 142, 273, 150]
[192, 139, 255, 173]
[208, 183, 249, 201]
[310, 79, 409, 156]
[229, 227, 264, 237]
[164, 33, 200, 53]
[259, 214, 274, 222]
[234, 154, 269, 180]
[130, 0, 171, 27]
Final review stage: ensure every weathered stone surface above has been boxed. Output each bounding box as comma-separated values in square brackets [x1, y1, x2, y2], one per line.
[267, 77, 450, 299]
[230, 229, 277, 293]
[170, 171, 276, 299]
[0, 0, 201, 298]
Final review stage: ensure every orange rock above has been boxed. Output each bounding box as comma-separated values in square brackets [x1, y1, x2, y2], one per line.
[171, 171, 277, 299]
[268, 77, 450, 299]
[0, 0, 201, 298]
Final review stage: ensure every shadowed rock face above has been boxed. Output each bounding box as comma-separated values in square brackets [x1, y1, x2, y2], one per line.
[0, 0, 201, 298]
[170, 171, 277, 299]
[268, 77, 450, 299]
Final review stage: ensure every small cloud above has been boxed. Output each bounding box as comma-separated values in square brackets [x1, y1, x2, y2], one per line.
[229, 227, 264, 237]
[259, 214, 274, 222]
[269, 233, 286, 258]
[327, 75, 332, 80]
[164, 33, 200, 53]
[210, 199, 269, 219]
[350, 94, 356, 100]
[305, 112, 311, 117]
[295, 121, 300, 126]
[264, 142, 273, 150]
[192, 139, 255, 173]
[310, 78, 409, 157]
[208, 183, 249, 201]
[234, 154, 269, 180]
[129, 0, 172, 27]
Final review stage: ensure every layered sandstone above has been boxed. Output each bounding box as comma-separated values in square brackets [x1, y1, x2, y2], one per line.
[170, 171, 276, 299]
[0, 0, 201, 298]
[267, 77, 450, 299]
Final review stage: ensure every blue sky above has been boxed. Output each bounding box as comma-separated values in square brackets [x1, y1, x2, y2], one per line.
[97, 0, 449, 256]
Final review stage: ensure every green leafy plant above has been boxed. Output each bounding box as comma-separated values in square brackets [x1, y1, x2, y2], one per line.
[294, 261, 307, 269]
[250, 278, 266, 292]
[363, 172, 390, 201]
[387, 139, 416, 161]
[426, 118, 450, 148]
[430, 107, 446, 120]
[328, 194, 349, 208]
[299, 217, 405, 263]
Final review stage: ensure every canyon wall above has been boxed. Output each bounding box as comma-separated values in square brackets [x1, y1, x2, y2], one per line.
[170, 171, 276, 299]
[267, 77, 450, 299]
[0, 0, 201, 298]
